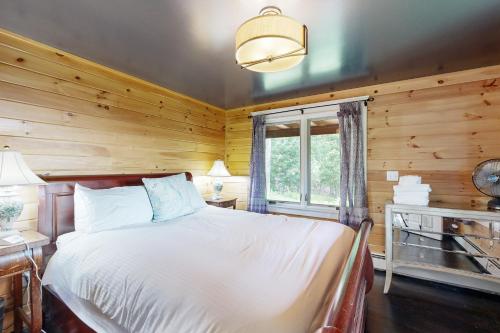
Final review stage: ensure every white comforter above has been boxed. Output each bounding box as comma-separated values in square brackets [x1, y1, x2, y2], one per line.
[43, 206, 354, 333]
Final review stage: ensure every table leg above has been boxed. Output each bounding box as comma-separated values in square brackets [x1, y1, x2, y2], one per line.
[13, 274, 23, 333]
[384, 205, 393, 294]
[29, 248, 43, 333]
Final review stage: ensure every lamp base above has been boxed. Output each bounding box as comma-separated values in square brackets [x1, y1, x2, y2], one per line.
[212, 178, 224, 200]
[0, 188, 23, 232]
[0, 230, 20, 237]
[211, 193, 223, 200]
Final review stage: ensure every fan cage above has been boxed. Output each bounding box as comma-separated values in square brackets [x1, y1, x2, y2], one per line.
[472, 158, 500, 197]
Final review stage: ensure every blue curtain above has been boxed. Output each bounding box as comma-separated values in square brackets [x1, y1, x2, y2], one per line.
[248, 115, 268, 213]
[338, 101, 368, 229]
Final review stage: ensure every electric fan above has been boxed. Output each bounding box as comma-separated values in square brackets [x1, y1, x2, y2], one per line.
[472, 159, 500, 210]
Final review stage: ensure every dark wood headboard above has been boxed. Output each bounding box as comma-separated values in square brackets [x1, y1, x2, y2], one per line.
[37, 172, 193, 256]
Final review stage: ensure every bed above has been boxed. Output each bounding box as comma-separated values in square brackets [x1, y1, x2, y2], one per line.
[38, 172, 373, 333]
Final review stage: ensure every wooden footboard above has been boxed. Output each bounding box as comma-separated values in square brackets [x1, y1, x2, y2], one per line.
[315, 218, 374, 333]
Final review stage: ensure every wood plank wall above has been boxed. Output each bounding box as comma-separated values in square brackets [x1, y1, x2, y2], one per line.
[0, 28, 226, 230]
[225, 65, 500, 254]
[0, 29, 225, 329]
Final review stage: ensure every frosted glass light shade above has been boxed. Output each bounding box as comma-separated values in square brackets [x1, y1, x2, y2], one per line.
[236, 6, 307, 72]
[208, 160, 231, 177]
[0, 146, 46, 186]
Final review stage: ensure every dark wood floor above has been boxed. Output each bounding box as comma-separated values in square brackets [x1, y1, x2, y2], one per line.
[366, 271, 500, 333]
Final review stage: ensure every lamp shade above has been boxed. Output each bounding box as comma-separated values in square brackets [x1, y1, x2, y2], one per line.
[0, 146, 46, 186]
[235, 6, 307, 72]
[208, 160, 231, 177]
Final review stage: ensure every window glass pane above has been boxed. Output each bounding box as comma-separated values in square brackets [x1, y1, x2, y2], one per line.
[265, 121, 301, 203]
[309, 118, 340, 206]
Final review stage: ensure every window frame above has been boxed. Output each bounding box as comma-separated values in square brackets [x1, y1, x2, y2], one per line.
[264, 103, 367, 219]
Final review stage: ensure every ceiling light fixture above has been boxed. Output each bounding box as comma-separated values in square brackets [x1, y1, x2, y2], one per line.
[235, 6, 308, 73]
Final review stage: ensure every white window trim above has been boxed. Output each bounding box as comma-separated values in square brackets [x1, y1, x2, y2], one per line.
[268, 203, 340, 219]
[264, 100, 368, 220]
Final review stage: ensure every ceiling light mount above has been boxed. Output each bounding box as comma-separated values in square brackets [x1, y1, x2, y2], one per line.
[259, 6, 282, 16]
[235, 6, 308, 73]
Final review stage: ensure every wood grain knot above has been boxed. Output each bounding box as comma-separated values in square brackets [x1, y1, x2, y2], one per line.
[432, 152, 442, 159]
[483, 79, 497, 88]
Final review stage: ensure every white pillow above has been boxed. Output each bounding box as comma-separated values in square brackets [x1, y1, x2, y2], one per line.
[74, 184, 153, 233]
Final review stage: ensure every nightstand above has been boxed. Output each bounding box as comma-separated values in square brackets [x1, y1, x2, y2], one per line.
[204, 197, 237, 209]
[0, 230, 49, 333]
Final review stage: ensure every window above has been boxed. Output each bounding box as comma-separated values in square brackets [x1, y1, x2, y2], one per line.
[263, 104, 365, 218]
[308, 118, 341, 206]
[265, 120, 301, 203]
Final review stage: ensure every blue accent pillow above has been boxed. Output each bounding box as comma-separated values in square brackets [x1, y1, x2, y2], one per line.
[184, 181, 208, 210]
[142, 174, 194, 222]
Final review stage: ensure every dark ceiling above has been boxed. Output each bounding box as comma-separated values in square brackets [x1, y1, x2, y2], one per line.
[1, 0, 500, 109]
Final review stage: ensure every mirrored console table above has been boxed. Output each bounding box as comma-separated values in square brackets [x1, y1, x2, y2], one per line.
[384, 203, 500, 294]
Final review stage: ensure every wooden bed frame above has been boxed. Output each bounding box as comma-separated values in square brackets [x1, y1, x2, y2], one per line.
[37, 172, 374, 333]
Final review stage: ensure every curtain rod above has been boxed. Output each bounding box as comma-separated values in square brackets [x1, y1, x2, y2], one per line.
[247, 95, 373, 119]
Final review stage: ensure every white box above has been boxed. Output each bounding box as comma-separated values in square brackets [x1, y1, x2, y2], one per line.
[387, 170, 399, 182]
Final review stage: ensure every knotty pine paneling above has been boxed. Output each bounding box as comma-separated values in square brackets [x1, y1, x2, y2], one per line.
[0, 29, 224, 325]
[225, 65, 500, 254]
[0, 28, 225, 228]
[0, 30, 225, 169]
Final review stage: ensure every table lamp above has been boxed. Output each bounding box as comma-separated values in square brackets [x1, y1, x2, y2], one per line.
[0, 146, 46, 237]
[207, 160, 231, 200]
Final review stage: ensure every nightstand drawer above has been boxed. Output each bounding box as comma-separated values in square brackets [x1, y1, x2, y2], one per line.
[0, 252, 31, 276]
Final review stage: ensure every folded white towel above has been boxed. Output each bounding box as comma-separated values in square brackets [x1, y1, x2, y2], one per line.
[393, 190, 429, 205]
[393, 184, 432, 193]
[394, 192, 429, 200]
[393, 196, 429, 206]
[399, 175, 421, 185]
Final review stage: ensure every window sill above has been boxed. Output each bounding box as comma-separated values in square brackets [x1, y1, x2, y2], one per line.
[268, 203, 339, 220]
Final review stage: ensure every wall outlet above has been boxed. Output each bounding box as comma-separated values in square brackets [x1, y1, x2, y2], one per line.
[386, 170, 399, 181]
